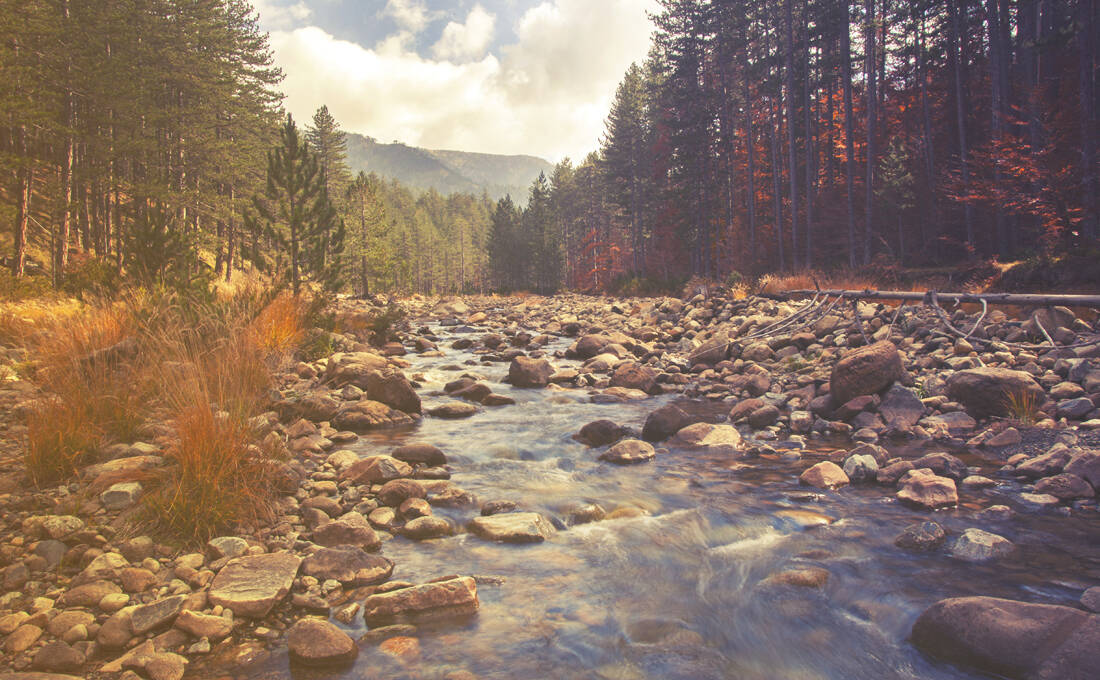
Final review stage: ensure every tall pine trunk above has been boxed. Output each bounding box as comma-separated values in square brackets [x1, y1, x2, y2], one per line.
[863, 0, 877, 266]
[842, 2, 858, 268]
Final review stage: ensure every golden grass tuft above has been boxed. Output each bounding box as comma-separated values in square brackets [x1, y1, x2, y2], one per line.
[1002, 388, 1042, 425]
[245, 291, 307, 362]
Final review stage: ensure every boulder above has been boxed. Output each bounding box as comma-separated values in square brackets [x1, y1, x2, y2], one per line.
[301, 546, 393, 586]
[362, 576, 479, 625]
[366, 371, 421, 414]
[332, 400, 414, 431]
[688, 335, 729, 366]
[878, 385, 925, 429]
[391, 443, 447, 467]
[842, 453, 879, 483]
[911, 596, 1099, 680]
[312, 515, 381, 550]
[609, 362, 658, 394]
[207, 552, 302, 618]
[340, 455, 412, 485]
[895, 521, 947, 552]
[400, 516, 454, 540]
[426, 402, 478, 418]
[1064, 450, 1100, 489]
[574, 420, 625, 448]
[323, 351, 389, 389]
[669, 422, 743, 453]
[508, 356, 553, 387]
[467, 513, 555, 543]
[1034, 473, 1094, 501]
[287, 617, 358, 667]
[829, 341, 905, 406]
[897, 468, 958, 510]
[642, 401, 717, 442]
[799, 461, 849, 489]
[599, 439, 656, 464]
[946, 368, 1045, 419]
[951, 528, 1014, 562]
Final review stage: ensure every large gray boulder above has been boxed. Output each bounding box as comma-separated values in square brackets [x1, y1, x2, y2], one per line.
[946, 367, 1045, 419]
[912, 596, 1100, 680]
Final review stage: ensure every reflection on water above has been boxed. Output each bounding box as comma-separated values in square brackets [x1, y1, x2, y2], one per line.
[209, 324, 1100, 680]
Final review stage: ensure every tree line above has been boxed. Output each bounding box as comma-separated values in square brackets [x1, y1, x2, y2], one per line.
[502, 0, 1097, 291]
[0, 1, 496, 296]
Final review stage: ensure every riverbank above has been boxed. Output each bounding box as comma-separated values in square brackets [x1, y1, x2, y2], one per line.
[1, 290, 1099, 680]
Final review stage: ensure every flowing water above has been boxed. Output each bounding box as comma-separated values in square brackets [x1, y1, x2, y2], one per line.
[225, 323, 1100, 680]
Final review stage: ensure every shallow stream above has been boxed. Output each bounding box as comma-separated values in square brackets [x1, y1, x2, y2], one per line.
[228, 322, 1100, 680]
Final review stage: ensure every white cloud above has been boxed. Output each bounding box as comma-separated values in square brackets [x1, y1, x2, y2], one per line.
[266, 0, 658, 161]
[383, 0, 430, 34]
[252, 0, 311, 30]
[431, 5, 496, 62]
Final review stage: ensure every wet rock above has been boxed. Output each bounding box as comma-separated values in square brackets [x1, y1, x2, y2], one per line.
[1017, 445, 1075, 478]
[480, 500, 517, 516]
[312, 514, 381, 550]
[748, 404, 781, 429]
[467, 512, 555, 543]
[609, 362, 658, 394]
[799, 461, 849, 489]
[912, 452, 968, 480]
[842, 453, 879, 483]
[669, 422, 743, 453]
[287, 617, 358, 667]
[366, 370, 421, 414]
[341, 455, 412, 485]
[130, 594, 188, 635]
[301, 547, 393, 586]
[877, 460, 915, 486]
[508, 356, 553, 387]
[401, 516, 454, 540]
[392, 443, 447, 467]
[362, 576, 479, 625]
[951, 528, 1014, 562]
[566, 503, 606, 525]
[332, 400, 415, 431]
[378, 479, 427, 507]
[599, 439, 656, 464]
[427, 402, 478, 418]
[574, 420, 625, 447]
[878, 385, 925, 429]
[1064, 450, 1100, 489]
[31, 640, 85, 672]
[829, 341, 905, 406]
[762, 567, 829, 588]
[642, 402, 716, 441]
[1034, 473, 1093, 500]
[911, 596, 1099, 680]
[895, 521, 947, 552]
[1082, 587, 1100, 613]
[207, 552, 301, 618]
[897, 469, 958, 510]
[946, 368, 1045, 419]
[173, 610, 232, 640]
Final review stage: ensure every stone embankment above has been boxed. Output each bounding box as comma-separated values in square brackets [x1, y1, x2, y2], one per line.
[0, 290, 1098, 680]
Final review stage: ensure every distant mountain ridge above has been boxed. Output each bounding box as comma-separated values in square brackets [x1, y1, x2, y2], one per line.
[345, 133, 552, 203]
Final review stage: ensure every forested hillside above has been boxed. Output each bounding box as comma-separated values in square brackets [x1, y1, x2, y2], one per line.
[345, 134, 552, 202]
[490, 0, 1098, 291]
[0, 1, 497, 296]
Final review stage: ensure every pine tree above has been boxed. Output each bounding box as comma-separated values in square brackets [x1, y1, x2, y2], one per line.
[487, 196, 520, 291]
[250, 115, 344, 295]
[306, 105, 351, 269]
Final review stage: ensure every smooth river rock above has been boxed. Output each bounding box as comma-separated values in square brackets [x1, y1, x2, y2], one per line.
[912, 596, 1100, 680]
[467, 512, 556, 543]
[208, 552, 301, 618]
[287, 617, 358, 667]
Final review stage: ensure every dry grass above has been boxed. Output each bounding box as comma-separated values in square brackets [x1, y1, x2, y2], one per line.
[756, 270, 882, 295]
[17, 286, 309, 543]
[1002, 388, 1042, 425]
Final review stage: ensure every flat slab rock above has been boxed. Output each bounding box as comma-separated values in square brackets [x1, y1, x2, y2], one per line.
[467, 512, 556, 543]
[362, 576, 479, 625]
[208, 552, 301, 618]
[912, 596, 1100, 680]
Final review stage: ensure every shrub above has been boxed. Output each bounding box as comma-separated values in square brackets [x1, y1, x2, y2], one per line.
[367, 302, 405, 346]
[61, 253, 122, 300]
[25, 397, 103, 484]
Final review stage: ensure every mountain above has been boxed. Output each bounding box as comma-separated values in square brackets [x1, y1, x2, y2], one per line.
[345, 133, 553, 203]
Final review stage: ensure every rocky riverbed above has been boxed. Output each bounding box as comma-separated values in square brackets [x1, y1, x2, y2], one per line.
[1, 290, 1099, 680]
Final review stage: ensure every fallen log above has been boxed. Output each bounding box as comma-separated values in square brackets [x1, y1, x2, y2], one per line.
[763, 289, 1100, 308]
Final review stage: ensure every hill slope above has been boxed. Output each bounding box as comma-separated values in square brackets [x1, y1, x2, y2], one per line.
[345, 133, 552, 202]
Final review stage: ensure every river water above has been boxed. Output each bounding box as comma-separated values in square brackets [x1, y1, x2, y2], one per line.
[228, 322, 1100, 680]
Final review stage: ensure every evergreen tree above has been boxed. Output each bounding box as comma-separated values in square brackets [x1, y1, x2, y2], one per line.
[487, 196, 520, 290]
[251, 115, 345, 295]
[306, 105, 351, 268]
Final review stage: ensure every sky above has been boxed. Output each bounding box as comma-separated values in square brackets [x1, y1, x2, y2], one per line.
[250, 0, 658, 163]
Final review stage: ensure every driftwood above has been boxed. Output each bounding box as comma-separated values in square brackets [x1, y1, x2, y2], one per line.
[764, 289, 1100, 308]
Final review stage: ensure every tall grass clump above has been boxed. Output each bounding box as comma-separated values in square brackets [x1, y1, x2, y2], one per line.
[139, 289, 304, 542]
[1003, 387, 1042, 425]
[22, 302, 147, 483]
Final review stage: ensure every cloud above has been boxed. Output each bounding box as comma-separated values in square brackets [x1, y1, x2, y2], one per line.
[383, 0, 430, 34]
[252, 0, 311, 30]
[431, 5, 496, 62]
[266, 0, 658, 161]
